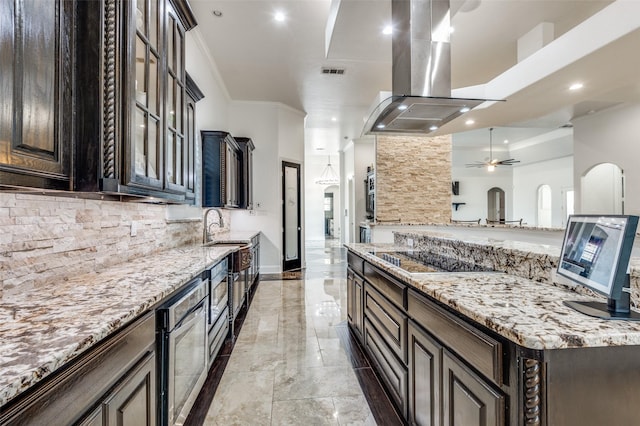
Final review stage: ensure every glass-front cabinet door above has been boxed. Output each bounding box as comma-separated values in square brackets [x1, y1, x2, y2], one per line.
[129, 0, 162, 189]
[165, 3, 188, 194]
[122, 0, 195, 199]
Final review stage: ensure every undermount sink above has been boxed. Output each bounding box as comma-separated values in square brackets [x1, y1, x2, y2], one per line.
[204, 240, 251, 271]
[203, 241, 245, 247]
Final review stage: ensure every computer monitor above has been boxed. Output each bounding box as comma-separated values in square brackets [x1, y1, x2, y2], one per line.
[558, 214, 639, 320]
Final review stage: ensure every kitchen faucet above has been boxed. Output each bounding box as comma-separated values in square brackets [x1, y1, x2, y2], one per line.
[203, 208, 225, 243]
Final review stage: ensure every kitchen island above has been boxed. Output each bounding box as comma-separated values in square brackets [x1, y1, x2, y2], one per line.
[0, 230, 260, 424]
[347, 234, 640, 426]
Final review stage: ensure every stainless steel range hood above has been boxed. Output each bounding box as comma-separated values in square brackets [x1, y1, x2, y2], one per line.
[364, 0, 495, 135]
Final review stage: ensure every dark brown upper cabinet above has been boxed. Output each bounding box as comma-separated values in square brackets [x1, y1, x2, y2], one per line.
[236, 137, 254, 210]
[201, 131, 242, 208]
[75, 0, 197, 203]
[0, 0, 74, 190]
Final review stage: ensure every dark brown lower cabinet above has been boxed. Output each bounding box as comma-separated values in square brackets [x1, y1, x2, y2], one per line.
[364, 318, 408, 418]
[442, 349, 504, 426]
[408, 320, 442, 426]
[0, 313, 156, 426]
[80, 352, 156, 426]
[347, 267, 364, 341]
[348, 249, 640, 426]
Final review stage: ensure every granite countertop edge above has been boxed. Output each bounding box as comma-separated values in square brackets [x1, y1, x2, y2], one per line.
[346, 243, 640, 352]
[0, 231, 260, 409]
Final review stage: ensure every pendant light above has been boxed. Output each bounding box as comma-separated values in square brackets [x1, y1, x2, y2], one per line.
[315, 156, 340, 185]
[465, 128, 519, 171]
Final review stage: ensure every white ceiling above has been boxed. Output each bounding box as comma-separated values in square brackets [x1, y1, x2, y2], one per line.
[189, 0, 640, 163]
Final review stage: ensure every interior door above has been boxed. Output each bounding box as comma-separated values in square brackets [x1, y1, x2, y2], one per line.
[487, 187, 505, 223]
[282, 161, 301, 271]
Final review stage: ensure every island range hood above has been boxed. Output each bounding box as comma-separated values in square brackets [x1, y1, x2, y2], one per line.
[364, 0, 496, 135]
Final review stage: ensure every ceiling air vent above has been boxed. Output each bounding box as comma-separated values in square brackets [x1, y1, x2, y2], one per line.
[321, 67, 345, 75]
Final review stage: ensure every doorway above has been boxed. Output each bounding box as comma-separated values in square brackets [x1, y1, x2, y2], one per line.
[537, 184, 552, 228]
[323, 184, 340, 240]
[581, 163, 624, 214]
[282, 161, 301, 271]
[324, 192, 334, 238]
[487, 187, 505, 223]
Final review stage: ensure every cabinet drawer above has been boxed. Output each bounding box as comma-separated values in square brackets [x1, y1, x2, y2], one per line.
[208, 306, 229, 364]
[348, 251, 365, 276]
[364, 318, 408, 418]
[408, 289, 503, 386]
[365, 283, 407, 363]
[364, 262, 405, 308]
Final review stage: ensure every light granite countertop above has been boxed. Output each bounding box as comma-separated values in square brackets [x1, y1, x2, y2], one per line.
[0, 241, 244, 408]
[347, 243, 640, 351]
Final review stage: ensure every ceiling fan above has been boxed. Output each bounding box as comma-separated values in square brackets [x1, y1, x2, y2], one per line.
[465, 127, 520, 171]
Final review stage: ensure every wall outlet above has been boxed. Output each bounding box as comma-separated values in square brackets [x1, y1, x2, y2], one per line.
[130, 221, 138, 237]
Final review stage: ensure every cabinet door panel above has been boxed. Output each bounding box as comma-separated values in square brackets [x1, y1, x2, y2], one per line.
[443, 350, 504, 426]
[128, 0, 163, 189]
[0, 0, 71, 187]
[364, 318, 408, 417]
[408, 321, 442, 426]
[104, 351, 156, 426]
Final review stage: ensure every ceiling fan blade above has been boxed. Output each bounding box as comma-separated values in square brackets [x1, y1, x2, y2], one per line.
[465, 162, 486, 168]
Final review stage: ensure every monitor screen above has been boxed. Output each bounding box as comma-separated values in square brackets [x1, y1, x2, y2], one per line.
[557, 215, 637, 298]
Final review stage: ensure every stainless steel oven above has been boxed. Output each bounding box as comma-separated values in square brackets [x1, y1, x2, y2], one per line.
[157, 278, 208, 426]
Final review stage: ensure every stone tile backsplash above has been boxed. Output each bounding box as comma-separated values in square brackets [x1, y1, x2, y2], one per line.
[375, 134, 451, 224]
[0, 193, 204, 295]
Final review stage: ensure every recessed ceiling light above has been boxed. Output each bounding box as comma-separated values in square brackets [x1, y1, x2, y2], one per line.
[383, 25, 392, 35]
[211, 10, 223, 17]
[569, 82, 584, 91]
[331, 117, 337, 122]
[459, 107, 470, 113]
[429, 125, 438, 131]
[376, 124, 386, 129]
[503, 139, 509, 144]
[274, 11, 286, 22]
[465, 119, 475, 125]
[398, 105, 408, 111]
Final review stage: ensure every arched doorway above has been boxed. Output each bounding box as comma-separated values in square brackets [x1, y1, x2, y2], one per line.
[581, 163, 624, 214]
[537, 184, 552, 228]
[487, 187, 505, 223]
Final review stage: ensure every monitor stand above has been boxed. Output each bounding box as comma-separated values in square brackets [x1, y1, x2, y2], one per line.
[563, 300, 640, 321]
[564, 286, 640, 321]
[564, 274, 640, 321]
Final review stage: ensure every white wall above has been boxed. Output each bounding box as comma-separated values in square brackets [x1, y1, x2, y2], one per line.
[340, 137, 375, 243]
[227, 101, 305, 274]
[581, 163, 623, 214]
[512, 156, 573, 228]
[354, 138, 375, 224]
[304, 155, 340, 241]
[185, 30, 230, 130]
[451, 167, 513, 223]
[187, 32, 306, 274]
[185, 29, 231, 206]
[573, 102, 640, 216]
[342, 144, 355, 244]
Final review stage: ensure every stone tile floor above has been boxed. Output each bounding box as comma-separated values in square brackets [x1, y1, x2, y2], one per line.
[203, 239, 377, 425]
